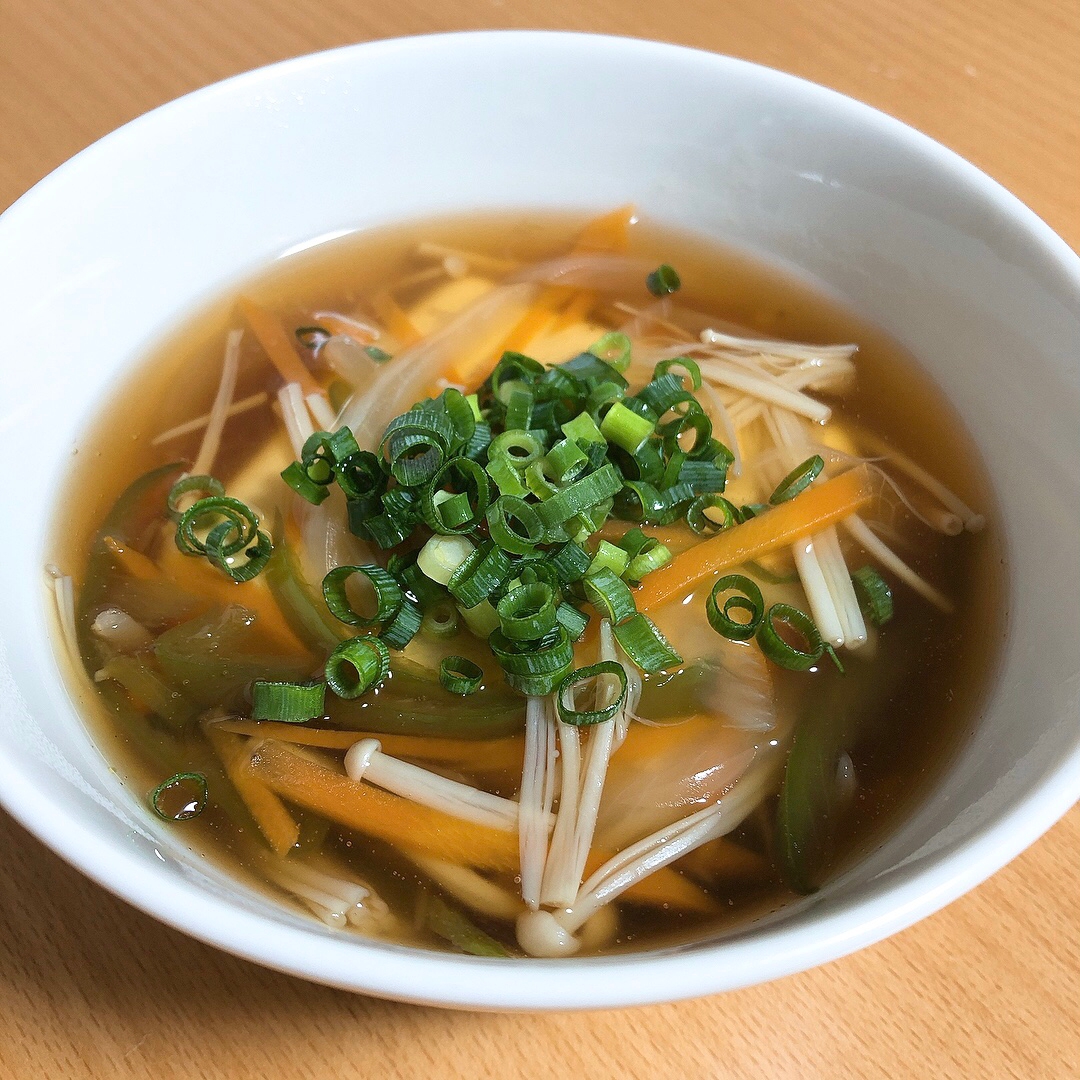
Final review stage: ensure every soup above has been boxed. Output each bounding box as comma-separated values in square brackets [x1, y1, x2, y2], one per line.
[49, 209, 1001, 957]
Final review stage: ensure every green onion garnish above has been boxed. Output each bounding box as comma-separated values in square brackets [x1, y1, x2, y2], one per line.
[166, 474, 225, 521]
[497, 582, 558, 642]
[487, 496, 545, 555]
[324, 636, 391, 698]
[600, 401, 655, 454]
[646, 264, 681, 296]
[322, 565, 403, 628]
[365, 345, 392, 363]
[706, 574, 764, 641]
[439, 655, 484, 695]
[175, 495, 258, 557]
[381, 597, 423, 650]
[769, 455, 825, 505]
[251, 679, 326, 722]
[583, 567, 637, 625]
[613, 613, 682, 674]
[150, 772, 208, 822]
[755, 603, 843, 672]
[852, 566, 894, 626]
[653, 356, 702, 390]
[556, 661, 628, 726]
[687, 494, 738, 535]
[488, 627, 574, 696]
[421, 600, 460, 639]
[587, 331, 632, 372]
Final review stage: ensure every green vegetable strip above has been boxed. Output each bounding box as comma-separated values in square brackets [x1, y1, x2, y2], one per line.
[251, 679, 327, 722]
[582, 568, 637, 624]
[600, 401, 655, 454]
[380, 597, 423, 650]
[166, 475, 225, 521]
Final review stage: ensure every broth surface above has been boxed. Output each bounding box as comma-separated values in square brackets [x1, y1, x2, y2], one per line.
[52, 212, 1004, 956]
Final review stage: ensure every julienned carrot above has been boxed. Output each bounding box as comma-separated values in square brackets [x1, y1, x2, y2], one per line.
[217, 720, 525, 772]
[493, 284, 570, 356]
[574, 204, 636, 253]
[102, 536, 163, 582]
[634, 465, 879, 609]
[250, 741, 714, 910]
[370, 290, 422, 347]
[205, 725, 299, 856]
[249, 741, 521, 871]
[236, 297, 321, 396]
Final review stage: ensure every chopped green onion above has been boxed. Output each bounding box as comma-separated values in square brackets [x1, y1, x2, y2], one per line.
[421, 457, 492, 535]
[281, 460, 331, 504]
[549, 541, 592, 583]
[600, 401, 655, 454]
[613, 614, 682, 673]
[488, 429, 543, 471]
[381, 597, 423, 650]
[770, 455, 825, 505]
[582, 567, 637, 624]
[706, 574, 764, 641]
[556, 661, 628, 726]
[653, 356, 702, 391]
[486, 456, 528, 497]
[544, 438, 590, 484]
[447, 542, 514, 608]
[534, 464, 622, 532]
[324, 636, 390, 698]
[687, 494, 739, 535]
[497, 582, 557, 642]
[206, 525, 273, 582]
[251, 679, 326, 722]
[417, 534, 475, 585]
[322, 565, 403, 628]
[503, 386, 534, 431]
[166, 475, 225, 521]
[561, 410, 606, 446]
[175, 495, 258, 557]
[365, 345, 392, 363]
[458, 598, 501, 639]
[555, 602, 590, 640]
[756, 603, 841, 671]
[646, 264, 681, 296]
[487, 496, 545, 555]
[586, 540, 630, 578]
[588, 331, 632, 372]
[852, 566, 894, 626]
[439, 655, 484, 695]
[150, 772, 208, 822]
[625, 539, 671, 583]
[489, 627, 574, 695]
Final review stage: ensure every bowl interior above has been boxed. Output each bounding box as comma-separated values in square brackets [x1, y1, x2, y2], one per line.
[0, 32, 1078, 1009]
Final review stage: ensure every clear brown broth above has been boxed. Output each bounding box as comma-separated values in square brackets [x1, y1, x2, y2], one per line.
[53, 212, 1005, 955]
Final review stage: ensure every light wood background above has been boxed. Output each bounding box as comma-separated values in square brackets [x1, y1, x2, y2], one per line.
[1, 1, 1077, 1077]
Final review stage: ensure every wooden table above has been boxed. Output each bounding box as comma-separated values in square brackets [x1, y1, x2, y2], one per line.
[1, 1, 1077, 1075]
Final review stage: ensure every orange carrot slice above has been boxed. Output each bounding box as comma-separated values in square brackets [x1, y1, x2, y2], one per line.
[236, 297, 321, 395]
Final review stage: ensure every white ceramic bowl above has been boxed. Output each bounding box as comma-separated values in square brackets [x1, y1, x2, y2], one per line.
[1, 32, 1078, 1011]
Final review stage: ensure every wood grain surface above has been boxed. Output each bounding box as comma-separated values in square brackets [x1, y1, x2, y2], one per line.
[1, 0, 1077, 1076]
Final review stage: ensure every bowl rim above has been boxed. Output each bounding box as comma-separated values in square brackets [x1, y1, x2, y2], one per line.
[1, 29, 1078, 1010]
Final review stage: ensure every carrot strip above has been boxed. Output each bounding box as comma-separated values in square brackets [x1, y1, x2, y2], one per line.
[493, 284, 570, 356]
[205, 725, 299, 856]
[216, 720, 524, 772]
[249, 741, 521, 871]
[370, 290, 422, 347]
[102, 536, 163, 581]
[634, 465, 878, 608]
[236, 297, 321, 395]
[574, 205, 636, 253]
[155, 541, 309, 655]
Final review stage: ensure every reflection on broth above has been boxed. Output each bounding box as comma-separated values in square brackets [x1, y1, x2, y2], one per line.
[49, 210, 1002, 957]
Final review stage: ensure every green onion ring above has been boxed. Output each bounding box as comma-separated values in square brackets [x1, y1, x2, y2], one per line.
[324, 636, 391, 698]
[756, 603, 829, 670]
[769, 455, 825, 505]
[166, 474, 225, 521]
[497, 582, 558, 642]
[646, 264, 681, 296]
[149, 772, 208, 822]
[487, 496, 545, 555]
[706, 574, 765, 641]
[322, 565, 403, 628]
[439, 655, 484, 695]
[612, 613, 682, 674]
[588, 331, 632, 372]
[687, 494, 739, 535]
[852, 566, 894, 626]
[251, 679, 326, 722]
[175, 495, 258, 557]
[556, 661, 628, 726]
[206, 525, 273, 582]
